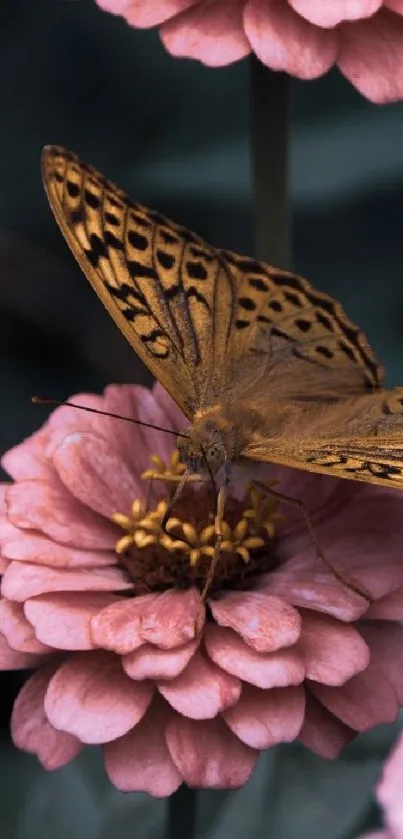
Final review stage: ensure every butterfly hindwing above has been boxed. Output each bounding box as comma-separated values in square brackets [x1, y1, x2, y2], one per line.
[242, 387, 403, 489]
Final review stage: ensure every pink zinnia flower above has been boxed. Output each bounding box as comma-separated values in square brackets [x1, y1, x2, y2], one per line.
[361, 732, 403, 839]
[2, 382, 403, 796]
[95, 1, 403, 103]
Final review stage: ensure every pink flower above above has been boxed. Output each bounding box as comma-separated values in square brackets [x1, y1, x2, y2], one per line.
[2, 382, 403, 796]
[95, 0, 403, 103]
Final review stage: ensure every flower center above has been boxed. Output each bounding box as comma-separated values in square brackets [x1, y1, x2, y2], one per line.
[112, 450, 281, 595]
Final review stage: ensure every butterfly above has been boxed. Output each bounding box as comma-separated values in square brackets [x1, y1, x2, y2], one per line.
[41, 145, 403, 515]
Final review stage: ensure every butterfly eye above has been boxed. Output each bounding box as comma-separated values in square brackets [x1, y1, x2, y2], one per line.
[206, 443, 226, 471]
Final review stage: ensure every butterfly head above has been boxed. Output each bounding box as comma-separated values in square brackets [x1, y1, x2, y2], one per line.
[177, 419, 229, 476]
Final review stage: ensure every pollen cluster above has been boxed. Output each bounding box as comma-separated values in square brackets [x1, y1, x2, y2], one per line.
[112, 450, 281, 593]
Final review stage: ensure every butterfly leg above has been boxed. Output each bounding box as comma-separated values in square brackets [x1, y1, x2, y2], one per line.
[251, 479, 372, 603]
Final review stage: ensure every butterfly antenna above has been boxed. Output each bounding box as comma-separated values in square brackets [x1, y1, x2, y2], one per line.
[31, 395, 186, 438]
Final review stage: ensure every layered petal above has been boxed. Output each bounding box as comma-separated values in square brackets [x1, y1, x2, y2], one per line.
[139, 588, 202, 647]
[244, 0, 338, 79]
[296, 610, 370, 685]
[96, 0, 198, 29]
[90, 594, 160, 653]
[2, 533, 114, 568]
[104, 700, 182, 796]
[95, 0, 403, 102]
[44, 651, 154, 743]
[289, 0, 382, 27]
[0, 599, 52, 654]
[11, 664, 83, 769]
[210, 590, 301, 652]
[339, 9, 403, 103]
[166, 715, 258, 788]
[310, 660, 399, 731]
[52, 431, 142, 518]
[5, 481, 117, 549]
[24, 592, 121, 650]
[123, 639, 198, 680]
[298, 693, 355, 758]
[158, 649, 241, 718]
[205, 624, 305, 688]
[223, 684, 305, 748]
[1, 562, 131, 602]
[161, 0, 250, 66]
[0, 632, 46, 670]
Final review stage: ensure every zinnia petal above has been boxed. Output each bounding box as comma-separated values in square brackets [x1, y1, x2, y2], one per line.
[139, 588, 202, 648]
[210, 590, 301, 653]
[24, 592, 121, 650]
[205, 624, 305, 689]
[244, 0, 338, 79]
[161, 0, 250, 66]
[11, 664, 83, 770]
[6, 481, 117, 549]
[359, 621, 403, 703]
[165, 715, 257, 788]
[223, 684, 305, 748]
[338, 9, 403, 103]
[0, 632, 45, 669]
[104, 383, 184, 476]
[263, 556, 368, 622]
[90, 594, 160, 653]
[123, 639, 198, 679]
[0, 599, 52, 654]
[52, 431, 142, 518]
[44, 651, 154, 743]
[366, 584, 403, 620]
[2, 429, 54, 482]
[96, 0, 197, 28]
[1, 562, 131, 601]
[104, 700, 182, 796]
[298, 693, 355, 758]
[158, 649, 241, 718]
[310, 661, 399, 731]
[2, 533, 114, 568]
[289, 0, 382, 27]
[297, 610, 370, 685]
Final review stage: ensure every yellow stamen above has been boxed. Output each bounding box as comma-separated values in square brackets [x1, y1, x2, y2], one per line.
[181, 522, 198, 545]
[233, 518, 248, 541]
[131, 499, 143, 519]
[235, 546, 250, 563]
[113, 452, 279, 585]
[116, 533, 135, 553]
[133, 532, 156, 549]
[112, 512, 134, 530]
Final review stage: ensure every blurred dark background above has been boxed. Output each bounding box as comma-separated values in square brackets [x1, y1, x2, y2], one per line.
[1, 1, 403, 837]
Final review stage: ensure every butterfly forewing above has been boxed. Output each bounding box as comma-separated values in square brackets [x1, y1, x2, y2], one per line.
[221, 250, 382, 396]
[43, 145, 403, 493]
[42, 146, 237, 418]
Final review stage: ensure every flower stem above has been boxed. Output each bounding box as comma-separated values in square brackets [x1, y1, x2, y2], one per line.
[249, 58, 291, 268]
[166, 784, 198, 839]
